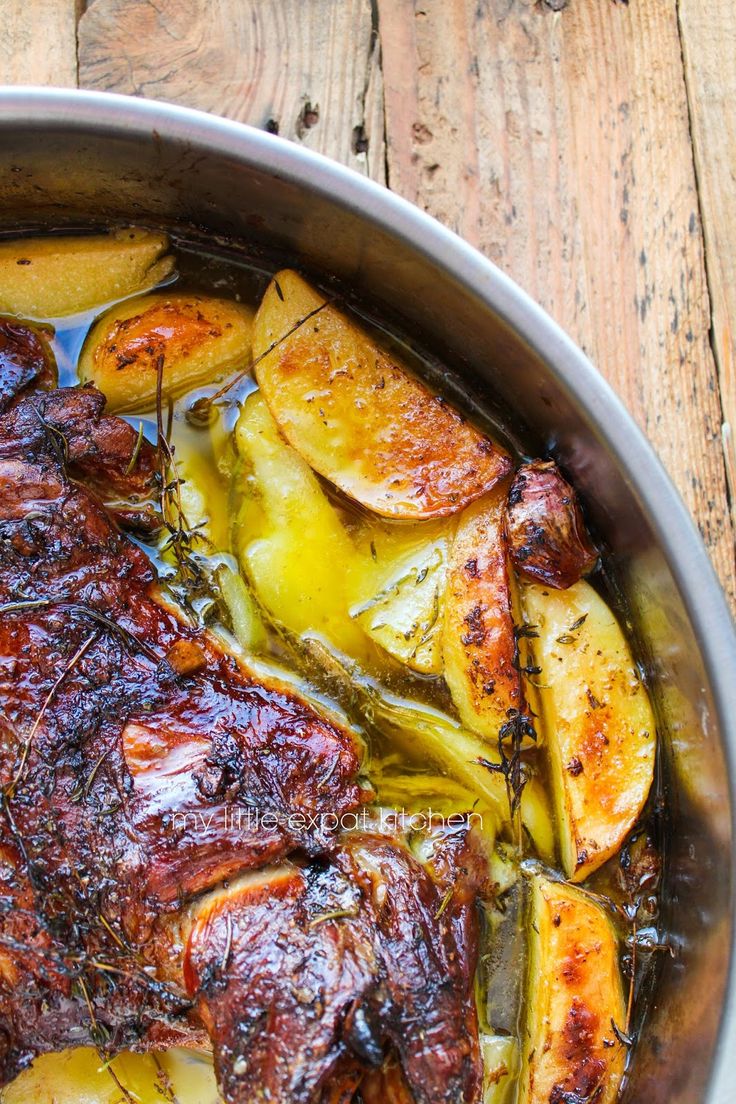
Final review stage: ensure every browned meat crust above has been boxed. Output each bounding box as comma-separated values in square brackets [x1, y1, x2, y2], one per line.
[0, 319, 56, 413]
[506, 460, 597, 589]
[0, 329, 487, 1103]
[185, 824, 487, 1104]
[0, 374, 365, 1077]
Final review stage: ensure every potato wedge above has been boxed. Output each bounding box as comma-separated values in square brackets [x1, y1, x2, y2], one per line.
[253, 269, 511, 519]
[520, 876, 626, 1104]
[371, 691, 555, 860]
[443, 487, 527, 743]
[1, 1046, 219, 1104]
[0, 228, 174, 319]
[506, 460, 597, 589]
[351, 534, 450, 673]
[522, 580, 656, 880]
[79, 293, 253, 412]
[234, 391, 370, 660]
[481, 1035, 518, 1104]
[173, 437, 266, 654]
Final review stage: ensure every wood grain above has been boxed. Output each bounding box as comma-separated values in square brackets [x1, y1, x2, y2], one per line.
[378, 0, 736, 605]
[679, 0, 736, 514]
[78, 0, 385, 181]
[0, 0, 82, 86]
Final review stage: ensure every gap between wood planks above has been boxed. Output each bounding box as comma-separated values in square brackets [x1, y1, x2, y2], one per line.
[3, 0, 734, 606]
[677, 0, 736, 536]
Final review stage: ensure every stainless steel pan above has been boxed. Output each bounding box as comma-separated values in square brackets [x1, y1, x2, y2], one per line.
[0, 87, 733, 1104]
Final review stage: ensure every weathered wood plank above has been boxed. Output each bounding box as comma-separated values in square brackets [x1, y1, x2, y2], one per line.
[78, 0, 385, 181]
[378, 0, 736, 605]
[679, 0, 736, 515]
[0, 0, 81, 86]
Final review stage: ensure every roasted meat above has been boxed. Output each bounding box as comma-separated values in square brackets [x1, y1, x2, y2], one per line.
[506, 460, 597, 589]
[185, 822, 487, 1104]
[0, 332, 488, 1102]
[0, 318, 56, 414]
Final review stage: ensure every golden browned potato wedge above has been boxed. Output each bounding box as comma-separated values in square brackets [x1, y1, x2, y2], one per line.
[520, 875, 626, 1104]
[79, 292, 253, 412]
[442, 486, 527, 743]
[0, 228, 174, 319]
[522, 580, 656, 881]
[506, 460, 597, 588]
[252, 269, 511, 519]
[1, 1046, 219, 1104]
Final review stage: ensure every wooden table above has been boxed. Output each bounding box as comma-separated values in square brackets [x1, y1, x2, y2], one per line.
[3, 0, 735, 607]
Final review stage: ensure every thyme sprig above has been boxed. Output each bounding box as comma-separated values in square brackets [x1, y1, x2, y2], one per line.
[152, 354, 212, 618]
[0, 597, 161, 663]
[477, 708, 537, 842]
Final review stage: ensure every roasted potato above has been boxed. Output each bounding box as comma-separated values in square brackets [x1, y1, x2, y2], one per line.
[371, 691, 555, 859]
[173, 440, 266, 653]
[372, 765, 491, 821]
[79, 293, 253, 412]
[1, 1046, 219, 1104]
[252, 269, 511, 519]
[234, 391, 371, 660]
[0, 228, 174, 319]
[520, 876, 626, 1104]
[443, 487, 527, 743]
[522, 580, 656, 880]
[481, 1035, 518, 1104]
[351, 533, 450, 674]
[216, 565, 267, 654]
[506, 460, 597, 588]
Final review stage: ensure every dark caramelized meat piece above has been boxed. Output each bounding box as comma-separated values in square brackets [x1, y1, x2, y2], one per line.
[184, 822, 488, 1104]
[506, 460, 597, 589]
[361, 1063, 416, 1104]
[0, 318, 56, 413]
[0, 381, 364, 1078]
[0, 359, 487, 1103]
[2, 383, 157, 496]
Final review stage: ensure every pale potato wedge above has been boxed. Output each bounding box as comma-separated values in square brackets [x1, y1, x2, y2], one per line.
[371, 691, 555, 860]
[79, 293, 253, 412]
[372, 766, 493, 823]
[0, 228, 174, 319]
[175, 434, 231, 550]
[522, 580, 656, 881]
[351, 534, 450, 673]
[253, 269, 511, 519]
[172, 438, 266, 654]
[443, 487, 527, 743]
[1, 1046, 219, 1104]
[234, 391, 371, 660]
[216, 565, 267, 654]
[481, 1035, 518, 1104]
[520, 876, 626, 1104]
